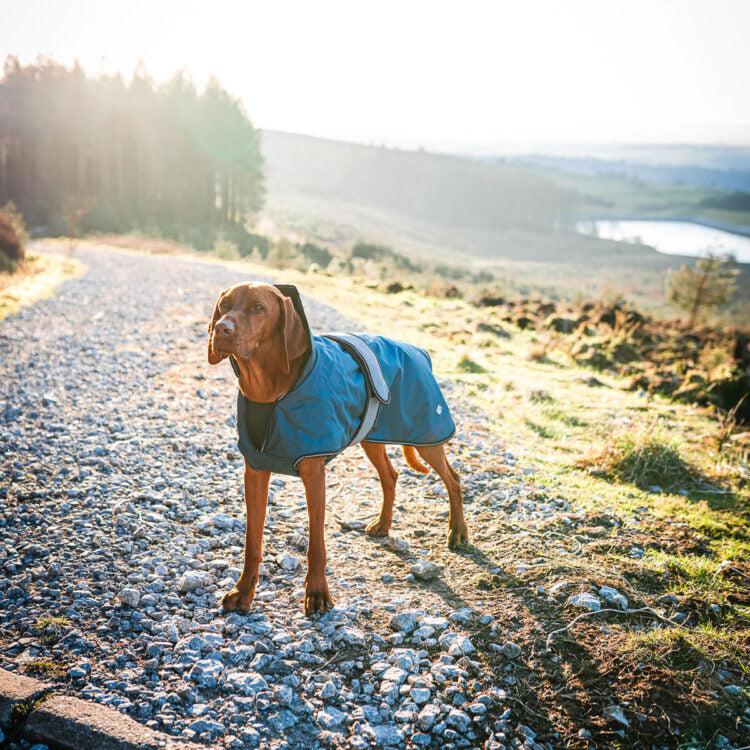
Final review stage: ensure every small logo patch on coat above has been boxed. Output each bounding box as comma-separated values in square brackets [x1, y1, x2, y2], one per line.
[435, 404, 443, 415]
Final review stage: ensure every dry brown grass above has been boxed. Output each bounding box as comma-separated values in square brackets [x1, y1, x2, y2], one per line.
[0, 251, 83, 321]
[20, 658, 66, 678]
[576, 425, 706, 491]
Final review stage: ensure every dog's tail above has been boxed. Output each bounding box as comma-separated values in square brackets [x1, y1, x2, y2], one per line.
[402, 446, 430, 474]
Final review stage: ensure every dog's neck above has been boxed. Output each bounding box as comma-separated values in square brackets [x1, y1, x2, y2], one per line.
[232, 336, 309, 403]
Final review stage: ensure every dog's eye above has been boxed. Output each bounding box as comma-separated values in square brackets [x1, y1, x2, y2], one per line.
[252, 304, 264, 314]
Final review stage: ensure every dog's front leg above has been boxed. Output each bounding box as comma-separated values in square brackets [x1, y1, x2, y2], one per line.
[298, 457, 334, 615]
[221, 461, 270, 613]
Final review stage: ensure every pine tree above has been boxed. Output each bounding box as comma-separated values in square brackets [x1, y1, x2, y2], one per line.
[0, 56, 264, 244]
[666, 254, 739, 327]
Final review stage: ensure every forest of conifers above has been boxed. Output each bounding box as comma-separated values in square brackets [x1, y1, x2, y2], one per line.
[0, 57, 264, 247]
[262, 130, 581, 233]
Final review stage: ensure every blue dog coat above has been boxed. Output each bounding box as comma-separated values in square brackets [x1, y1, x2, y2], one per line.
[232, 287, 455, 476]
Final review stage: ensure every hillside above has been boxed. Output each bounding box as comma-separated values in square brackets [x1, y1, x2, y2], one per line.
[260, 131, 750, 315]
[261, 130, 579, 233]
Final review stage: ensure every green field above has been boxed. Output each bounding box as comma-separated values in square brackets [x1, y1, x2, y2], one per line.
[531, 167, 750, 233]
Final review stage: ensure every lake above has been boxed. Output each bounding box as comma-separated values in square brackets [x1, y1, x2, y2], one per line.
[578, 219, 750, 264]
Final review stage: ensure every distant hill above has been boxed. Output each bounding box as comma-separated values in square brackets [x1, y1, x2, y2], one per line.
[509, 151, 750, 192]
[261, 130, 579, 233]
[259, 129, 669, 267]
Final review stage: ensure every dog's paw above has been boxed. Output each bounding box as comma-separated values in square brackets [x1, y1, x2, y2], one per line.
[447, 522, 470, 549]
[221, 584, 256, 613]
[304, 579, 333, 616]
[365, 517, 391, 538]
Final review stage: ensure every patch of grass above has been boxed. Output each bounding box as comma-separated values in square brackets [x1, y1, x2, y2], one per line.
[524, 418, 559, 440]
[615, 622, 750, 746]
[21, 659, 66, 678]
[577, 427, 702, 491]
[712, 537, 750, 563]
[621, 623, 749, 673]
[35, 615, 71, 630]
[544, 405, 588, 427]
[0, 201, 27, 265]
[642, 549, 750, 619]
[527, 388, 554, 403]
[646, 550, 733, 600]
[0, 250, 84, 321]
[653, 494, 750, 546]
[34, 615, 71, 644]
[456, 355, 487, 374]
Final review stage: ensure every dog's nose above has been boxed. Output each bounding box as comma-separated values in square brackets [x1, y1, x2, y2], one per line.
[215, 319, 236, 337]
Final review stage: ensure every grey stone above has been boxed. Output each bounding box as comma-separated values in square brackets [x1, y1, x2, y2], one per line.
[268, 709, 296, 732]
[117, 587, 141, 608]
[603, 704, 630, 728]
[225, 671, 268, 696]
[446, 708, 472, 733]
[211, 513, 235, 530]
[25, 693, 197, 749]
[188, 718, 225, 737]
[317, 705, 348, 729]
[599, 586, 629, 610]
[333, 626, 365, 647]
[411, 687, 431, 705]
[548, 580, 570, 598]
[277, 554, 300, 571]
[319, 680, 338, 700]
[569, 592, 601, 611]
[0, 668, 50, 726]
[362, 723, 403, 746]
[418, 703, 441, 730]
[390, 611, 419, 634]
[188, 659, 224, 689]
[420, 615, 449, 631]
[448, 635, 475, 657]
[388, 537, 410, 553]
[449, 607, 474, 625]
[382, 666, 409, 685]
[410, 561, 441, 581]
[517, 724, 536, 740]
[240, 727, 260, 747]
[500, 641, 522, 659]
[178, 572, 209, 593]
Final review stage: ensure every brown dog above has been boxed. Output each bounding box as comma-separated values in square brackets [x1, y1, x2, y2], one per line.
[208, 282, 468, 615]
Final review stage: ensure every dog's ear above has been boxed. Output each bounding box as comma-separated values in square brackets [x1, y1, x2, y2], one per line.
[278, 292, 308, 373]
[208, 289, 229, 365]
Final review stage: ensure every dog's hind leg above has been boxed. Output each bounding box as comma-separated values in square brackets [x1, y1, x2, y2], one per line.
[416, 444, 469, 549]
[362, 441, 398, 537]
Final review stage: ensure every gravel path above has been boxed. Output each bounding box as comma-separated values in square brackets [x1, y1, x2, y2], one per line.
[1, 245, 554, 749]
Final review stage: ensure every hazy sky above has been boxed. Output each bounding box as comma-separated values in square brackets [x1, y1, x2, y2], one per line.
[3, 0, 749, 150]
